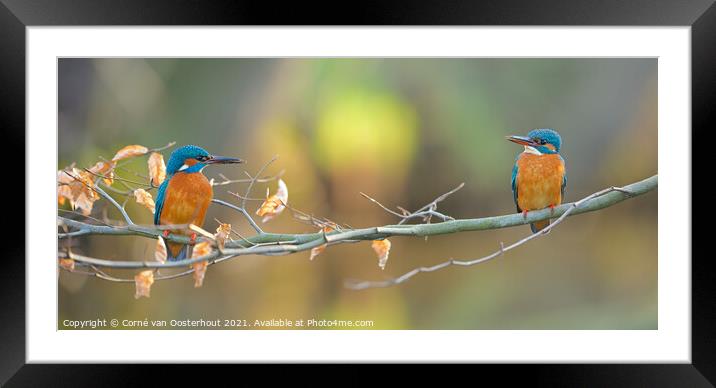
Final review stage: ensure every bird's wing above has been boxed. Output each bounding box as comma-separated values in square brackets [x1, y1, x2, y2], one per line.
[511, 159, 521, 213]
[560, 155, 567, 199]
[154, 178, 170, 225]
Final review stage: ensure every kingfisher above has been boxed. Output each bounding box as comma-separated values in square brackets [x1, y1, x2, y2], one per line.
[507, 129, 566, 233]
[154, 145, 244, 261]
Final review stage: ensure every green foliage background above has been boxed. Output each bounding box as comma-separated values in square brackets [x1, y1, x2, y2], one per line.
[58, 58, 657, 329]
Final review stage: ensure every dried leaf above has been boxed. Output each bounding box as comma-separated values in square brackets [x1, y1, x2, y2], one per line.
[57, 170, 72, 206]
[309, 226, 334, 261]
[147, 152, 166, 186]
[191, 241, 212, 288]
[71, 169, 99, 215]
[112, 144, 148, 161]
[133, 189, 155, 213]
[88, 160, 116, 186]
[256, 179, 288, 223]
[57, 168, 99, 215]
[192, 241, 212, 258]
[309, 244, 326, 261]
[214, 223, 231, 251]
[371, 239, 392, 270]
[134, 270, 154, 299]
[59, 258, 75, 271]
[102, 170, 115, 186]
[192, 261, 208, 288]
[155, 237, 167, 263]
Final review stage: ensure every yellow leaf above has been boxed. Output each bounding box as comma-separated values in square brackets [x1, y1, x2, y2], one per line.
[155, 238, 167, 263]
[309, 226, 333, 261]
[214, 223, 231, 251]
[112, 144, 148, 161]
[59, 258, 75, 271]
[192, 261, 208, 288]
[134, 270, 154, 299]
[133, 189, 155, 213]
[371, 239, 392, 270]
[147, 152, 166, 186]
[256, 179, 288, 223]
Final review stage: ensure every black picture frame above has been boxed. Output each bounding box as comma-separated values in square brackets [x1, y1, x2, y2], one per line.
[3, 0, 712, 385]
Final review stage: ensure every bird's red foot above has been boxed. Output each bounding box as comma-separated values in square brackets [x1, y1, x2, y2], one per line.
[522, 210, 529, 219]
[189, 232, 197, 246]
[162, 230, 170, 238]
[549, 204, 556, 215]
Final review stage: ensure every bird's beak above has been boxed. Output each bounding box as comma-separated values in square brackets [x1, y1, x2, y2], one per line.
[506, 135, 538, 147]
[205, 155, 245, 164]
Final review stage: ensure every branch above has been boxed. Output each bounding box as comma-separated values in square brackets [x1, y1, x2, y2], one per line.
[58, 175, 657, 278]
[344, 181, 647, 290]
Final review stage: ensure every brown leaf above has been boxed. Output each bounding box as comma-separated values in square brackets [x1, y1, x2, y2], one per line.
[191, 241, 212, 288]
[133, 189, 155, 213]
[88, 160, 116, 186]
[112, 144, 148, 161]
[147, 152, 166, 186]
[371, 239, 392, 270]
[192, 241, 212, 258]
[309, 226, 334, 261]
[57, 169, 72, 206]
[214, 223, 231, 251]
[57, 168, 99, 215]
[134, 270, 154, 299]
[155, 237, 167, 263]
[256, 179, 288, 223]
[102, 170, 115, 186]
[71, 169, 99, 215]
[192, 261, 208, 288]
[59, 258, 75, 271]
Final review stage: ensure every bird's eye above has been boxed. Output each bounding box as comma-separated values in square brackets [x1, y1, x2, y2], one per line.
[539, 139, 547, 145]
[196, 155, 208, 161]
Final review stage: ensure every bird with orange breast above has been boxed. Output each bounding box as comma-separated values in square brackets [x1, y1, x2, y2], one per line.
[507, 129, 566, 233]
[154, 145, 244, 260]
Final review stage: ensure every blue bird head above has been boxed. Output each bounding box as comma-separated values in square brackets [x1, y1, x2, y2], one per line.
[166, 145, 244, 175]
[506, 128, 562, 154]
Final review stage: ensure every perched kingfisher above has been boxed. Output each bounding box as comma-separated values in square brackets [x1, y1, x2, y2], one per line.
[507, 129, 566, 233]
[154, 145, 244, 260]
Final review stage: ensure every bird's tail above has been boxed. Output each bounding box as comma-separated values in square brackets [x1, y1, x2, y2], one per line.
[530, 220, 551, 234]
[165, 240, 194, 261]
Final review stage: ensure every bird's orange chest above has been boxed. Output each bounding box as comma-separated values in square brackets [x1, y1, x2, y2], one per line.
[516, 153, 565, 211]
[160, 172, 213, 228]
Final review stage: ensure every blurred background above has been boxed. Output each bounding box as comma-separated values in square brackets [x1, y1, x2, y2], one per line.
[58, 58, 657, 329]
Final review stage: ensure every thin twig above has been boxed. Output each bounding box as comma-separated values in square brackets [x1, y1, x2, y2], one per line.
[361, 183, 464, 225]
[212, 169, 285, 187]
[242, 155, 278, 210]
[212, 199, 263, 234]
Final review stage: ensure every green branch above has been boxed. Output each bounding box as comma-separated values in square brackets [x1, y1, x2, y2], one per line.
[58, 175, 657, 273]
